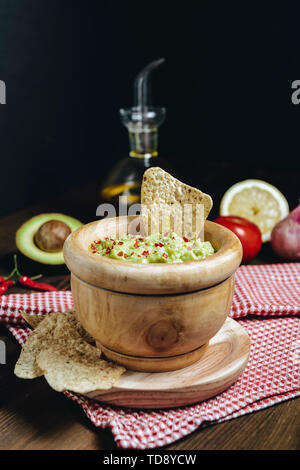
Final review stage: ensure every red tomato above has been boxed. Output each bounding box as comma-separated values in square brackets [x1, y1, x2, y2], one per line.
[214, 216, 262, 262]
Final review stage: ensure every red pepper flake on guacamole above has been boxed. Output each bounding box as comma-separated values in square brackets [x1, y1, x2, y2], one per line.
[88, 232, 214, 264]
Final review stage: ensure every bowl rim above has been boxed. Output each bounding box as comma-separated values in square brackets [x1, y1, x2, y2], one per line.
[63, 216, 242, 295]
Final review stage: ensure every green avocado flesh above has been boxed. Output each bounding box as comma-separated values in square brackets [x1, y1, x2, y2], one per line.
[16, 213, 82, 265]
[89, 232, 215, 264]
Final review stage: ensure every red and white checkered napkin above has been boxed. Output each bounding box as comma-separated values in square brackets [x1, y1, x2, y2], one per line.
[1, 263, 300, 449]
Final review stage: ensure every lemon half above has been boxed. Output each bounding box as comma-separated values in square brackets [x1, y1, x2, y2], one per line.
[220, 179, 289, 242]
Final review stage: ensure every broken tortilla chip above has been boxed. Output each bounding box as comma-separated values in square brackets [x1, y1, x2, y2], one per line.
[37, 339, 125, 394]
[15, 312, 93, 379]
[21, 312, 46, 329]
[15, 311, 125, 393]
[21, 310, 95, 344]
[14, 313, 64, 379]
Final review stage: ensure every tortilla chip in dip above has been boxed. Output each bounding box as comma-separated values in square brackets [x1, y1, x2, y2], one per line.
[141, 167, 212, 237]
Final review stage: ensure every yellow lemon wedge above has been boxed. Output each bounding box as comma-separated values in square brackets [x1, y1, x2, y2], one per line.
[220, 179, 289, 242]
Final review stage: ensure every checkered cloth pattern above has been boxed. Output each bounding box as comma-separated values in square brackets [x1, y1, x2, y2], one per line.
[1, 263, 299, 449]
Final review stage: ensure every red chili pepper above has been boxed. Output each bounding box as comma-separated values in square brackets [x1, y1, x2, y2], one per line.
[142, 250, 149, 257]
[117, 251, 123, 256]
[1, 255, 57, 293]
[19, 276, 58, 292]
[0, 280, 14, 295]
[0, 285, 8, 295]
[183, 237, 189, 242]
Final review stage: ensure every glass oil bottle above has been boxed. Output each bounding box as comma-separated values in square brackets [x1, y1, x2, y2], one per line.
[100, 58, 174, 213]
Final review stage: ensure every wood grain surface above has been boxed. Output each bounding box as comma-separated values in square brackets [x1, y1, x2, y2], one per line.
[71, 273, 235, 371]
[86, 318, 250, 408]
[0, 177, 299, 450]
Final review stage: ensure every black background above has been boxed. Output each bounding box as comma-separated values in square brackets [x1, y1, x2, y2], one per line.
[0, 1, 299, 219]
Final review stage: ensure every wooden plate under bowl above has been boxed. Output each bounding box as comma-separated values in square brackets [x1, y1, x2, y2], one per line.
[85, 318, 251, 409]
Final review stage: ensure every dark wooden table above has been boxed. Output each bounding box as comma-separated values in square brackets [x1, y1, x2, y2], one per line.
[0, 173, 299, 450]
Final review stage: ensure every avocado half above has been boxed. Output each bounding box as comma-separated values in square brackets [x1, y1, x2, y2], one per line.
[15, 213, 82, 265]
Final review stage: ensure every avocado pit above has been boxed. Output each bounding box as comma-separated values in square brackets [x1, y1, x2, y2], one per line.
[34, 220, 71, 253]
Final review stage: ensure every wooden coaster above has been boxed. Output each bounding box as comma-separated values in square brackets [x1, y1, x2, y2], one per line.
[86, 318, 251, 409]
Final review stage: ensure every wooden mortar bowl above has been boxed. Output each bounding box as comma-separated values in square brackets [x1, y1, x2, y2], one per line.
[63, 216, 242, 372]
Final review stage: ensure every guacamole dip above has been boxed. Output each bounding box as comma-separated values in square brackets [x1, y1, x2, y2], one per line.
[89, 233, 214, 264]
